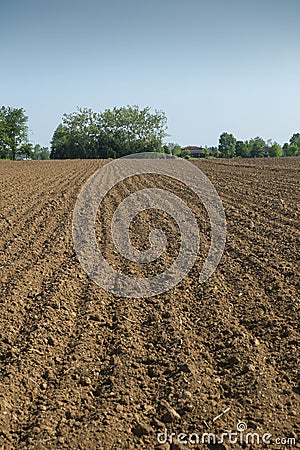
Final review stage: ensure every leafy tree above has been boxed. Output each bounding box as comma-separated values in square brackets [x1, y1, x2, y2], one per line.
[20, 142, 34, 159]
[290, 133, 300, 149]
[203, 147, 211, 158]
[181, 148, 190, 158]
[50, 105, 168, 159]
[0, 120, 10, 158]
[99, 105, 167, 156]
[235, 140, 250, 158]
[248, 137, 265, 158]
[218, 132, 236, 158]
[51, 108, 102, 159]
[172, 144, 182, 156]
[282, 133, 300, 156]
[32, 144, 50, 160]
[283, 142, 299, 156]
[40, 147, 50, 160]
[50, 124, 70, 159]
[289, 144, 299, 156]
[166, 143, 182, 156]
[163, 144, 171, 154]
[268, 142, 283, 157]
[0, 106, 29, 159]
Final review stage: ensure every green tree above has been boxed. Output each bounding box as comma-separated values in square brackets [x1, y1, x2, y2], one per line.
[100, 105, 167, 155]
[290, 133, 300, 149]
[53, 108, 102, 159]
[163, 144, 171, 154]
[50, 105, 168, 159]
[283, 133, 300, 156]
[181, 148, 190, 158]
[203, 147, 211, 158]
[20, 142, 33, 159]
[0, 120, 10, 158]
[283, 142, 299, 156]
[51, 109, 112, 159]
[0, 106, 29, 159]
[50, 124, 70, 159]
[32, 144, 50, 160]
[248, 137, 265, 158]
[218, 132, 236, 158]
[268, 142, 283, 157]
[235, 140, 250, 158]
[172, 144, 182, 156]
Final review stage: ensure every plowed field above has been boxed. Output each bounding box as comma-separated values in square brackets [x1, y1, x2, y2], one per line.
[0, 157, 299, 450]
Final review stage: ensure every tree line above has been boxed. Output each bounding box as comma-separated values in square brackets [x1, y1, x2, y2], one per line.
[50, 106, 167, 159]
[1, 104, 299, 160]
[218, 132, 300, 158]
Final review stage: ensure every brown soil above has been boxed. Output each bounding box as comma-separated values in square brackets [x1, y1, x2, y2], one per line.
[0, 157, 299, 450]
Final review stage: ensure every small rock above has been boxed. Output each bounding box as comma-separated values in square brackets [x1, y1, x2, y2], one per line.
[65, 410, 72, 419]
[161, 400, 181, 423]
[89, 313, 101, 322]
[132, 421, 153, 437]
[148, 366, 161, 378]
[183, 403, 193, 412]
[213, 391, 221, 400]
[242, 363, 256, 373]
[152, 417, 166, 428]
[287, 430, 298, 440]
[179, 363, 192, 374]
[47, 336, 55, 346]
[79, 375, 92, 386]
[226, 356, 240, 366]
[247, 420, 258, 429]
[182, 391, 192, 399]
[205, 367, 214, 375]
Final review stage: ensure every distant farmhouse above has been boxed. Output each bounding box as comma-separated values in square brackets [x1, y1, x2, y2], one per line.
[181, 145, 206, 157]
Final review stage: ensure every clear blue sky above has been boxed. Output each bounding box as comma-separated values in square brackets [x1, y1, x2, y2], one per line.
[1, 0, 299, 148]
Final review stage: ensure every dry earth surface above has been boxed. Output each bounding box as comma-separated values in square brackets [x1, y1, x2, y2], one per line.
[0, 157, 299, 450]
